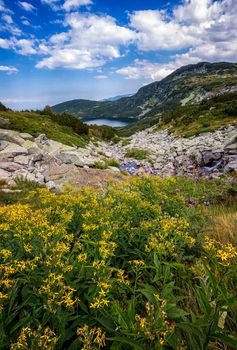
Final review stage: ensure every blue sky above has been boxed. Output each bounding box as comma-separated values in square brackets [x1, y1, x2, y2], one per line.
[0, 0, 236, 109]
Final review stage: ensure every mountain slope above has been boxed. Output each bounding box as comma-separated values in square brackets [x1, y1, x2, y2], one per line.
[52, 62, 237, 123]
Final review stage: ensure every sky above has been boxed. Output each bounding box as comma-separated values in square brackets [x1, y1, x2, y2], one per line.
[0, 0, 237, 110]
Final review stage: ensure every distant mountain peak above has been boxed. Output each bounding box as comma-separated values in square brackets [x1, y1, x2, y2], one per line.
[101, 94, 134, 102]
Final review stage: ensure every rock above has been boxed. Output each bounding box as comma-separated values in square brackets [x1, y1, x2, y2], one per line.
[224, 161, 237, 172]
[35, 134, 49, 145]
[14, 155, 30, 165]
[43, 163, 76, 182]
[0, 142, 28, 156]
[40, 139, 75, 155]
[46, 181, 57, 190]
[21, 140, 40, 152]
[0, 129, 25, 145]
[0, 141, 8, 151]
[58, 150, 95, 167]
[0, 169, 11, 180]
[0, 117, 10, 128]
[0, 162, 22, 172]
[35, 172, 45, 183]
[108, 166, 120, 172]
[19, 132, 34, 140]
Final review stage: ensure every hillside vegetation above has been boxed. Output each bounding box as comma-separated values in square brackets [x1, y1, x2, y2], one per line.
[0, 108, 117, 147]
[119, 91, 237, 137]
[0, 176, 237, 349]
[52, 62, 237, 126]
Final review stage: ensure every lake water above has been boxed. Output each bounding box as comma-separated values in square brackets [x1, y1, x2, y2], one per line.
[85, 119, 129, 127]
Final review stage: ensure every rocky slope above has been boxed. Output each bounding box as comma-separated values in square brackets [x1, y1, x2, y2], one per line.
[53, 62, 237, 123]
[0, 124, 236, 189]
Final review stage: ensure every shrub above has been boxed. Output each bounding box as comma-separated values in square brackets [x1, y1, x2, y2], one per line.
[0, 177, 236, 349]
[106, 158, 120, 168]
[0, 102, 8, 111]
[125, 148, 149, 160]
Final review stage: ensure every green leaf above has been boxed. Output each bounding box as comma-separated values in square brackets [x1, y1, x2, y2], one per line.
[211, 334, 237, 348]
[108, 336, 144, 350]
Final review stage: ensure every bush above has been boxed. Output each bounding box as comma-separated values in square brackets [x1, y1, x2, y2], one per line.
[0, 177, 236, 349]
[51, 112, 89, 136]
[0, 102, 8, 111]
[106, 158, 120, 168]
[90, 125, 116, 140]
[125, 148, 149, 160]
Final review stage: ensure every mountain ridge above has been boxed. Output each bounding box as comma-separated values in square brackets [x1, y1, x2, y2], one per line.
[52, 61, 237, 123]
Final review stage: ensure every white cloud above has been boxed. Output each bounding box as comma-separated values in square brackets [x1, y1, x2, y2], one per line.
[117, 0, 237, 80]
[2, 14, 13, 24]
[94, 74, 107, 79]
[36, 13, 136, 69]
[0, 38, 10, 48]
[117, 59, 176, 81]
[0, 0, 13, 13]
[0, 65, 18, 74]
[22, 19, 31, 26]
[19, 1, 36, 11]
[13, 38, 37, 55]
[63, 0, 92, 11]
[129, 0, 237, 56]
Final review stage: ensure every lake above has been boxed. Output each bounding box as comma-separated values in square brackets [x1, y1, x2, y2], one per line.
[85, 119, 129, 127]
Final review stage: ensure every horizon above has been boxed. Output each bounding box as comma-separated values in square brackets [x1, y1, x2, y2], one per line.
[1, 0, 237, 110]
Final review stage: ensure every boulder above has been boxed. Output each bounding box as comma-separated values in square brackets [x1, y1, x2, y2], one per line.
[35, 134, 49, 145]
[224, 161, 237, 173]
[40, 139, 75, 155]
[46, 181, 57, 190]
[43, 163, 76, 182]
[0, 142, 28, 156]
[21, 140, 40, 153]
[0, 129, 25, 146]
[0, 162, 22, 172]
[58, 150, 95, 167]
[14, 155, 30, 165]
[19, 132, 34, 140]
[0, 169, 11, 180]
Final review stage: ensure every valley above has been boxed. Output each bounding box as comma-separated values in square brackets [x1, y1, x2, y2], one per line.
[0, 61, 237, 350]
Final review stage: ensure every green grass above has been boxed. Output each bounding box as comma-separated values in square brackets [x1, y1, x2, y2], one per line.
[106, 158, 120, 168]
[125, 148, 149, 160]
[0, 110, 88, 147]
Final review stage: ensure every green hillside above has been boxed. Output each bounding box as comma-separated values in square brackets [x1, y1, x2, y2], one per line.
[52, 62, 237, 125]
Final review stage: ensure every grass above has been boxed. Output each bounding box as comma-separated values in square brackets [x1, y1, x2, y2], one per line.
[106, 158, 120, 168]
[0, 110, 88, 147]
[204, 203, 237, 245]
[94, 158, 120, 169]
[125, 148, 149, 160]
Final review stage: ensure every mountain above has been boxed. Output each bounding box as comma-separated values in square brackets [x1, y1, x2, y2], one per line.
[52, 62, 237, 124]
[101, 94, 134, 101]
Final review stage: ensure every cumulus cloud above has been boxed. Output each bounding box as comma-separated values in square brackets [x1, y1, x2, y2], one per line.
[19, 1, 36, 11]
[12, 38, 37, 55]
[117, 0, 237, 80]
[0, 65, 18, 74]
[63, 0, 92, 11]
[41, 0, 92, 11]
[36, 13, 135, 69]
[117, 60, 176, 81]
[0, 38, 10, 49]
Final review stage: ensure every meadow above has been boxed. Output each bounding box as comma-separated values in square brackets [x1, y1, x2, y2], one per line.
[0, 176, 237, 349]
